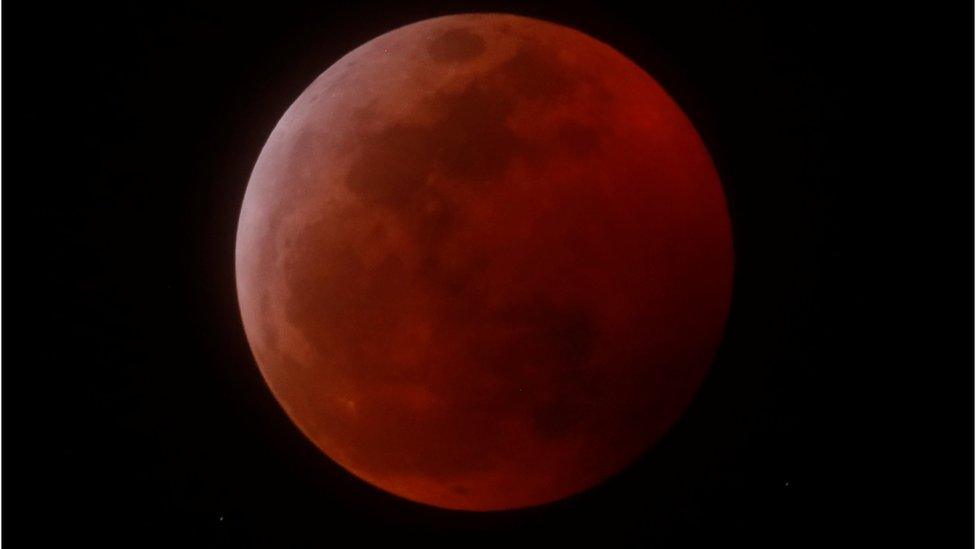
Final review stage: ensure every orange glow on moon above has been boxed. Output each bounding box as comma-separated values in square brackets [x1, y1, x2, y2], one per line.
[236, 14, 733, 511]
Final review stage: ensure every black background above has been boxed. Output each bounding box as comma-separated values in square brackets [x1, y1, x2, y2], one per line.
[5, 1, 972, 546]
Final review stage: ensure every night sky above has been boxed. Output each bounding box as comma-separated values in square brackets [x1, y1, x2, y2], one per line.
[5, 1, 971, 546]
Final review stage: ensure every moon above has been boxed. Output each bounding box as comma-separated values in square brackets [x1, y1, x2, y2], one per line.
[236, 14, 733, 511]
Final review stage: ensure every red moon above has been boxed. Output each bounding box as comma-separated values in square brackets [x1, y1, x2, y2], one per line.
[236, 14, 733, 511]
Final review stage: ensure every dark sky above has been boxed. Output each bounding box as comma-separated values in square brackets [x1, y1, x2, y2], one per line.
[4, 1, 971, 546]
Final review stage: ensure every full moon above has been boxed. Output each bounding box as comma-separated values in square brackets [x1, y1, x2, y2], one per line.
[236, 14, 733, 511]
